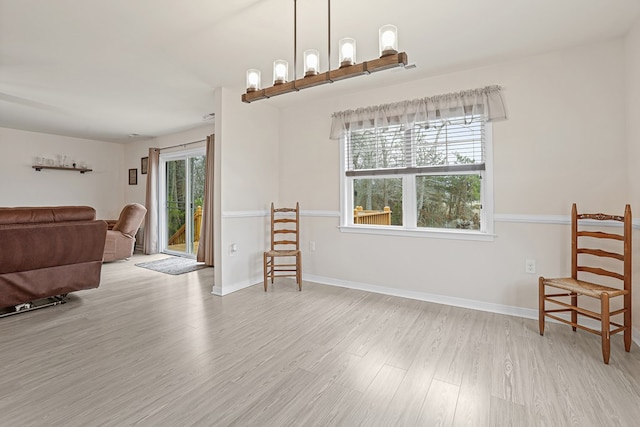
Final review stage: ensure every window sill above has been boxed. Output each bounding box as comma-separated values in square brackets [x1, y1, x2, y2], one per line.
[338, 225, 495, 242]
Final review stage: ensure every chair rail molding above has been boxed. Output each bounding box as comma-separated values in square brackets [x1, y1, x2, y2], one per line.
[222, 211, 640, 228]
[222, 209, 339, 218]
[495, 213, 640, 229]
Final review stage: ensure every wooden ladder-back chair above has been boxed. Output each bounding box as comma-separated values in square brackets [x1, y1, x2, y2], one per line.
[539, 203, 632, 364]
[263, 202, 302, 291]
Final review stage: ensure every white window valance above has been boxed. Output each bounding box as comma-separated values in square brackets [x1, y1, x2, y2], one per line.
[329, 85, 507, 140]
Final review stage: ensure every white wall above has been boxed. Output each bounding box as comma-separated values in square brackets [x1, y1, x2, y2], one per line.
[0, 127, 125, 218]
[215, 87, 280, 295]
[277, 38, 632, 324]
[626, 18, 640, 335]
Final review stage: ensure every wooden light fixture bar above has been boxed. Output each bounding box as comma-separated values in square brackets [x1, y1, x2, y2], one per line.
[241, 0, 408, 103]
[242, 52, 408, 103]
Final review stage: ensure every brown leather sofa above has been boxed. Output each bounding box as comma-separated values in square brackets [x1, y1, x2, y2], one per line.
[103, 203, 147, 262]
[0, 206, 107, 311]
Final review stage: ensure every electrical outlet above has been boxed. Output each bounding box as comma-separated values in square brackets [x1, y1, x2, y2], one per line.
[525, 259, 536, 274]
[309, 241, 316, 252]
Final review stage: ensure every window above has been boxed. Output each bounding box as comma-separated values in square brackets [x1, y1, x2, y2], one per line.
[331, 86, 506, 239]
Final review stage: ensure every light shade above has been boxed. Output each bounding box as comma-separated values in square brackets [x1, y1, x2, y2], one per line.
[303, 49, 320, 77]
[273, 60, 289, 85]
[379, 24, 398, 57]
[339, 38, 356, 68]
[246, 69, 261, 92]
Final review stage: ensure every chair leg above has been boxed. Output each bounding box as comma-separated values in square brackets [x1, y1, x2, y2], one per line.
[270, 256, 275, 284]
[297, 253, 302, 291]
[263, 253, 268, 292]
[601, 292, 610, 364]
[571, 292, 578, 332]
[538, 277, 545, 336]
[624, 294, 632, 352]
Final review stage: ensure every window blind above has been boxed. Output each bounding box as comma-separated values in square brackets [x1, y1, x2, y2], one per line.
[346, 118, 485, 177]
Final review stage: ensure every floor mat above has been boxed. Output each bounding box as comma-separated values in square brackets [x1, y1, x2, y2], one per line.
[135, 257, 209, 275]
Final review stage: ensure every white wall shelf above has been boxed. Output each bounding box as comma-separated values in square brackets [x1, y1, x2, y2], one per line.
[32, 165, 92, 174]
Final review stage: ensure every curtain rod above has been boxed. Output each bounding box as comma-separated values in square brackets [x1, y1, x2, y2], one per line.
[159, 138, 206, 151]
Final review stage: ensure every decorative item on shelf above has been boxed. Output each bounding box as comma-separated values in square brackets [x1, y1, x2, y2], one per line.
[241, 0, 408, 103]
[57, 154, 72, 168]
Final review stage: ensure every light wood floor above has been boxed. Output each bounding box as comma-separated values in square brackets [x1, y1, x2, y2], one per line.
[1, 254, 639, 426]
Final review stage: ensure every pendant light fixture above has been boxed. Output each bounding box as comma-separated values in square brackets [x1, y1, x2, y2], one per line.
[242, 0, 408, 103]
[273, 60, 289, 85]
[338, 38, 356, 68]
[303, 49, 320, 76]
[246, 69, 261, 92]
[379, 25, 398, 56]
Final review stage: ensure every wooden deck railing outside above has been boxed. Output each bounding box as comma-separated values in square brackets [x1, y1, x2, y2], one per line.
[168, 206, 203, 245]
[353, 206, 392, 225]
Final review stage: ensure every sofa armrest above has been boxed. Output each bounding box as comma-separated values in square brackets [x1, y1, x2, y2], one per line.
[103, 229, 136, 262]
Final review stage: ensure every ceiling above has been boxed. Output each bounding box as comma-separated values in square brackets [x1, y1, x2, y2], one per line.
[1, 0, 639, 143]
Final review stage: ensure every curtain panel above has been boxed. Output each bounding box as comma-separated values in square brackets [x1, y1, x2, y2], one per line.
[196, 134, 214, 266]
[143, 147, 160, 254]
[329, 85, 507, 140]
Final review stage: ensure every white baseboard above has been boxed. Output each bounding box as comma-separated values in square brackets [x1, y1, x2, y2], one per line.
[211, 272, 640, 347]
[211, 275, 262, 296]
[303, 273, 640, 348]
[304, 273, 538, 317]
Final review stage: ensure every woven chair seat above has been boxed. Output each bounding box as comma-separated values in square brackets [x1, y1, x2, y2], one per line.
[265, 249, 300, 257]
[542, 277, 628, 298]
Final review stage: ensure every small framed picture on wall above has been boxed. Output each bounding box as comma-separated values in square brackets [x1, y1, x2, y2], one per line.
[129, 168, 137, 185]
[141, 157, 148, 174]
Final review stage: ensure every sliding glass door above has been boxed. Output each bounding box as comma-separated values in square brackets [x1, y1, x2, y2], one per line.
[159, 148, 206, 257]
